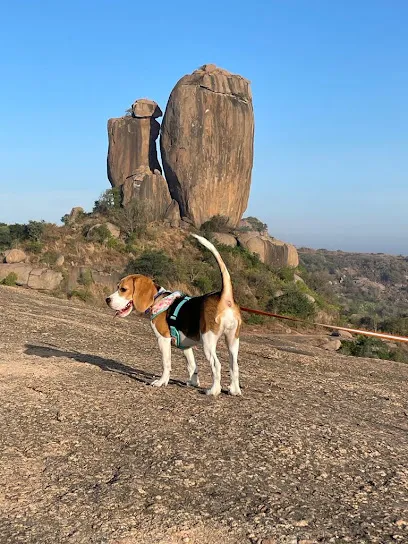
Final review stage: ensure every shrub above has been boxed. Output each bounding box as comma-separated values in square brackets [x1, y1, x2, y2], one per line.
[268, 287, 316, 319]
[26, 220, 45, 242]
[86, 224, 112, 244]
[111, 199, 150, 239]
[1, 272, 18, 286]
[40, 250, 59, 266]
[240, 216, 268, 233]
[9, 224, 27, 241]
[93, 188, 122, 214]
[25, 241, 44, 254]
[106, 237, 124, 250]
[78, 268, 93, 287]
[340, 335, 408, 363]
[244, 313, 265, 325]
[200, 215, 231, 235]
[126, 251, 177, 285]
[193, 274, 214, 294]
[70, 288, 93, 303]
[0, 224, 11, 248]
[277, 267, 296, 282]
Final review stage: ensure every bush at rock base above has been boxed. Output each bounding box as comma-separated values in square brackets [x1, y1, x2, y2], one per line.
[1, 272, 18, 286]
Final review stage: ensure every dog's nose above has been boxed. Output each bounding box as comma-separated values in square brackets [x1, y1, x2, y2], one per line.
[106, 297, 111, 305]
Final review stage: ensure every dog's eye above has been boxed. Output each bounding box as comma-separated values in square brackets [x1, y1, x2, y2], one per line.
[120, 287, 127, 293]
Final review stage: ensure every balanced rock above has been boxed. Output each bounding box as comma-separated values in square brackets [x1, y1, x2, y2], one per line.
[238, 232, 299, 268]
[107, 99, 174, 221]
[107, 112, 162, 186]
[131, 98, 162, 119]
[160, 64, 254, 227]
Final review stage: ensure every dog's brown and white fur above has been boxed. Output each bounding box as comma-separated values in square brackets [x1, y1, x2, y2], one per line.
[106, 234, 241, 396]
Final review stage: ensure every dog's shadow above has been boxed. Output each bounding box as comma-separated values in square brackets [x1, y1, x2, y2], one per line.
[24, 344, 191, 389]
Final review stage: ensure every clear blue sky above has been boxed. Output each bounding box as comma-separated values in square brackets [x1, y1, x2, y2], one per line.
[1, 1, 407, 254]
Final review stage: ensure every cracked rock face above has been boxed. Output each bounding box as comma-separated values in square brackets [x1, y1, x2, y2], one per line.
[160, 65, 254, 227]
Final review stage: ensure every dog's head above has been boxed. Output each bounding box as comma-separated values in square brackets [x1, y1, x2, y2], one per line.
[106, 274, 157, 318]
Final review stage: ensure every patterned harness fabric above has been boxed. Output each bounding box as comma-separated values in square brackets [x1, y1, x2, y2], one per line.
[149, 291, 194, 349]
[149, 291, 184, 320]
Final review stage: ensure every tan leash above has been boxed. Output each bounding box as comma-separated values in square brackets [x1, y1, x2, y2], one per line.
[239, 306, 408, 344]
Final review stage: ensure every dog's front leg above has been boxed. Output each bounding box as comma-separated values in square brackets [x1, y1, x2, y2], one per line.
[151, 330, 172, 387]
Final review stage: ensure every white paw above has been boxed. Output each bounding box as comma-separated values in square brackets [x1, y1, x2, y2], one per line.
[205, 385, 222, 397]
[151, 378, 169, 387]
[229, 384, 242, 396]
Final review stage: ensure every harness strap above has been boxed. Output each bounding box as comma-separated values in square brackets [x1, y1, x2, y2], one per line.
[169, 296, 191, 321]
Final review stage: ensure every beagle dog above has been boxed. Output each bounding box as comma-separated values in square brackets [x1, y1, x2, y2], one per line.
[106, 234, 242, 396]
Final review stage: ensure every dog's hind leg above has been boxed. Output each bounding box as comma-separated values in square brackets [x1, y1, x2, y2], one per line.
[151, 326, 172, 387]
[202, 331, 222, 396]
[225, 329, 241, 396]
[184, 348, 200, 387]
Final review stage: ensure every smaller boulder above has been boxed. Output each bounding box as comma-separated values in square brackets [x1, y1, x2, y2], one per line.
[55, 255, 65, 267]
[68, 207, 84, 224]
[164, 200, 181, 228]
[105, 222, 121, 239]
[27, 268, 63, 291]
[321, 338, 342, 351]
[4, 249, 27, 264]
[212, 233, 237, 248]
[304, 293, 315, 304]
[131, 99, 162, 119]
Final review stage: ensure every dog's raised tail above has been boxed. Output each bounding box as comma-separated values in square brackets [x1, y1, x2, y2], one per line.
[191, 234, 234, 303]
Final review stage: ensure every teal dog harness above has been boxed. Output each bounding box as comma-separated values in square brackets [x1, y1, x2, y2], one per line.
[149, 291, 195, 349]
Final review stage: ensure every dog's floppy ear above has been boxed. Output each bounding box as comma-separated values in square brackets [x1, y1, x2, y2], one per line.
[132, 275, 156, 313]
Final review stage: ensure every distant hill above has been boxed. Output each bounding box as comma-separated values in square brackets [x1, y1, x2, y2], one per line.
[299, 248, 408, 334]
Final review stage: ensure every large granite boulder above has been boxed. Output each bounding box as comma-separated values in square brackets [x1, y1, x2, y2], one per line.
[0, 263, 32, 285]
[238, 232, 299, 268]
[107, 99, 175, 222]
[0, 264, 63, 290]
[27, 269, 63, 291]
[160, 64, 254, 227]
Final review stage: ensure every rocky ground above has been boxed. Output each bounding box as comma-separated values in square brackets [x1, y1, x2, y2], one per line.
[0, 285, 407, 544]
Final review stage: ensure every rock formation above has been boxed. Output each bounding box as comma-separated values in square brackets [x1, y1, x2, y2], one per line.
[0, 263, 63, 290]
[107, 99, 175, 222]
[3, 249, 26, 264]
[160, 64, 254, 227]
[212, 233, 238, 247]
[238, 232, 299, 268]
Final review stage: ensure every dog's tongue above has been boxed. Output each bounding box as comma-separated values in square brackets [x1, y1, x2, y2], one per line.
[114, 302, 132, 318]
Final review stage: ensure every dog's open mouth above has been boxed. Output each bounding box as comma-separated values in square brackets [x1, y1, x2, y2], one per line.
[115, 300, 133, 318]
